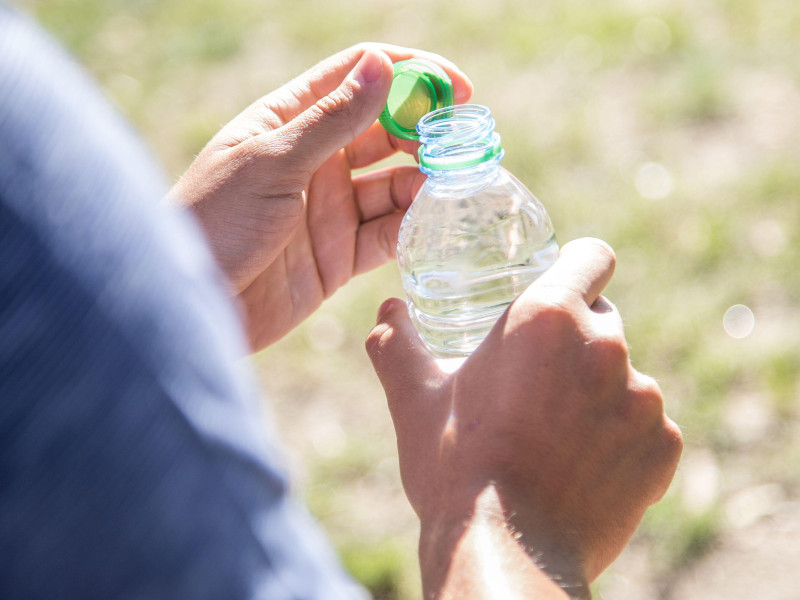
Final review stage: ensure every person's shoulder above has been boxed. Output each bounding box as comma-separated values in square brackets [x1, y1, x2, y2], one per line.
[0, 3, 247, 377]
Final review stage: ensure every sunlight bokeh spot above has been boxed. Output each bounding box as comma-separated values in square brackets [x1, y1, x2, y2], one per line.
[635, 162, 674, 200]
[306, 314, 346, 352]
[723, 304, 755, 339]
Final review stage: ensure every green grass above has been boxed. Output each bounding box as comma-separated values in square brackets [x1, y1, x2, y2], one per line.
[15, 0, 800, 596]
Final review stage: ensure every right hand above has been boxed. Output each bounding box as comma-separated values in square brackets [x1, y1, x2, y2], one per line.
[366, 238, 682, 594]
[169, 44, 472, 352]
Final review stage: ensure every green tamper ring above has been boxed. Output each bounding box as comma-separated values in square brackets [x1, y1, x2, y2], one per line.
[378, 59, 455, 141]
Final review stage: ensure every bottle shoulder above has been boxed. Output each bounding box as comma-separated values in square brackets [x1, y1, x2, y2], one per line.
[399, 166, 556, 254]
[411, 166, 547, 214]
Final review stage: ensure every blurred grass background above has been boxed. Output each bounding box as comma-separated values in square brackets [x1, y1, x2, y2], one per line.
[13, 0, 800, 597]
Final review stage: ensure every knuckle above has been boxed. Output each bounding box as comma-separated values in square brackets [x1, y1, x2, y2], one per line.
[316, 87, 355, 121]
[625, 372, 665, 423]
[559, 237, 616, 279]
[365, 321, 393, 359]
[648, 416, 683, 503]
[230, 144, 308, 209]
[534, 286, 576, 313]
[633, 372, 664, 409]
[230, 140, 263, 167]
[570, 334, 630, 394]
[661, 415, 684, 459]
[518, 298, 577, 341]
[277, 85, 305, 118]
[378, 219, 399, 260]
[592, 333, 630, 368]
[589, 238, 616, 269]
[313, 87, 362, 144]
[565, 237, 616, 269]
[516, 285, 577, 325]
[247, 138, 310, 194]
[352, 41, 376, 54]
[365, 322, 387, 352]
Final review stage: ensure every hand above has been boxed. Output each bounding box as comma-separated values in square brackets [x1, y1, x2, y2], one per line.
[366, 238, 683, 598]
[168, 44, 472, 351]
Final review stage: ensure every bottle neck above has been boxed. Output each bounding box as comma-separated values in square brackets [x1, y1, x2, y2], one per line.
[417, 104, 504, 182]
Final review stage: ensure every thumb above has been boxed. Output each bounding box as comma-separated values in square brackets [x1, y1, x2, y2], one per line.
[284, 49, 392, 172]
[366, 298, 444, 416]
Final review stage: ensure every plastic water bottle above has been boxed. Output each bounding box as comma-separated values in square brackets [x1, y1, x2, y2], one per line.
[398, 104, 558, 357]
[379, 61, 558, 358]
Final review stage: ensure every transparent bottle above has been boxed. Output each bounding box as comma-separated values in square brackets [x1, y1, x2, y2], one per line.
[397, 104, 559, 357]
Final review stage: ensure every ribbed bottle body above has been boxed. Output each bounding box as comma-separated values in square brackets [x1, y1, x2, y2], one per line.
[398, 166, 558, 357]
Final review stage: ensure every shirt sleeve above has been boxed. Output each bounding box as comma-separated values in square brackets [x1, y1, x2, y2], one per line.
[0, 6, 367, 600]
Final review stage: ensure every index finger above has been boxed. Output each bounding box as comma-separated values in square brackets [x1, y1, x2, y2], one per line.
[531, 238, 616, 307]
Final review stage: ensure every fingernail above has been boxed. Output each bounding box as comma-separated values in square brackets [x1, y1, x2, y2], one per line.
[353, 50, 384, 86]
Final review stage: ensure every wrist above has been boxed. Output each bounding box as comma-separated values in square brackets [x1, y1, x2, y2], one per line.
[418, 484, 589, 600]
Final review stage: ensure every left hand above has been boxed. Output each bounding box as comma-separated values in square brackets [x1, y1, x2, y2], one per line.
[168, 43, 472, 351]
[366, 239, 683, 592]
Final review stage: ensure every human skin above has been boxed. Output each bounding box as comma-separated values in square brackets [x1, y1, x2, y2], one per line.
[168, 43, 472, 352]
[366, 239, 683, 598]
[172, 44, 682, 598]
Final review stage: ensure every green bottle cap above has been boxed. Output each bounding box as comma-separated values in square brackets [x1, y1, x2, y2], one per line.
[378, 59, 455, 141]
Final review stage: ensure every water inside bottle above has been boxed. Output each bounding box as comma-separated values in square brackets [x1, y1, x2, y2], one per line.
[403, 235, 559, 357]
